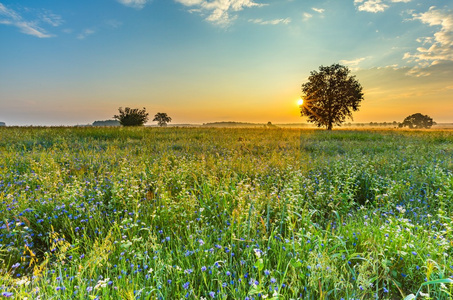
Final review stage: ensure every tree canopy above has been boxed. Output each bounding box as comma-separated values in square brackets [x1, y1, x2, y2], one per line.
[300, 64, 364, 130]
[114, 107, 149, 126]
[153, 112, 172, 127]
[400, 113, 435, 129]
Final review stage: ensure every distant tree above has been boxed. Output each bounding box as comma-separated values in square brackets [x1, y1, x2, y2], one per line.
[0, 122, 5, 127]
[114, 107, 149, 126]
[153, 112, 172, 127]
[266, 121, 277, 128]
[400, 113, 435, 129]
[92, 120, 120, 126]
[300, 64, 364, 130]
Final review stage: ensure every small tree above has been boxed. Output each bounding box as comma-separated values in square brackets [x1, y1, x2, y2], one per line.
[153, 112, 172, 127]
[114, 107, 149, 126]
[300, 64, 364, 130]
[400, 113, 435, 129]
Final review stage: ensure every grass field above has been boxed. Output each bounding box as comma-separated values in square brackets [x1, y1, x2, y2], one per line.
[1, 127, 453, 299]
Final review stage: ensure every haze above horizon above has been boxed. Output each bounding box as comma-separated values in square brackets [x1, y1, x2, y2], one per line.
[1, 0, 452, 126]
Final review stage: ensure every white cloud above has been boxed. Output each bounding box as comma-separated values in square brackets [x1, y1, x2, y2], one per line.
[249, 17, 291, 25]
[303, 12, 312, 21]
[0, 3, 54, 38]
[354, 0, 388, 13]
[340, 57, 367, 66]
[312, 7, 325, 14]
[117, 0, 150, 9]
[404, 7, 453, 69]
[354, 0, 412, 13]
[175, 0, 265, 26]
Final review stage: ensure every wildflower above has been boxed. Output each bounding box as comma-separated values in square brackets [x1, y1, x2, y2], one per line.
[183, 282, 190, 289]
[201, 266, 207, 272]
[209, 291, 215, 298]
[264, 269, 270, 276]
[2, 292, 13, 297]
[11, 263, 20, 269]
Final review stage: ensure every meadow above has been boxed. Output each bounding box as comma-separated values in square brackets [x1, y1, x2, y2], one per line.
[0, 127, 453, 299]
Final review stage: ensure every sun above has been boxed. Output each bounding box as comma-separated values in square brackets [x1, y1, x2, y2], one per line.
[297, 99, 303, 106]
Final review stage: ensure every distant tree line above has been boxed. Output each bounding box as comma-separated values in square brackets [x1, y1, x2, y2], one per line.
[0, 122, 5, 127]
[92, 120, 120, 126]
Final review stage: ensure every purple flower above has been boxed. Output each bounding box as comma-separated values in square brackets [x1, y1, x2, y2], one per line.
[201, 266, 207, 272]
[2, 292, 13, 297]
[183, 282, 190, 289]
[209, 291, 215, 298]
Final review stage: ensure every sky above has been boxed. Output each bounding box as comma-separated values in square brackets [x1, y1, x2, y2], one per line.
[0, 0, 452, 126]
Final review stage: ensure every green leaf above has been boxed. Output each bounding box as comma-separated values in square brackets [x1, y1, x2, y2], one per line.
[290, 259, 302, 269]
[421, 278, 453, 287]
[403, 294, 416, 300]
[254, 258, 264, 271]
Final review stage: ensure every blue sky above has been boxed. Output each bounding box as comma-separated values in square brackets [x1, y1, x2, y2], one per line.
[0, 0, 452, 125]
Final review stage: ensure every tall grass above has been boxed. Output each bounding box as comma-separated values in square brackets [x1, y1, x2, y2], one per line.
[0, 127, 452, 299]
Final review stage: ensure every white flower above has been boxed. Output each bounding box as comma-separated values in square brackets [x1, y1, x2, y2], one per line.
[253, 249, 261, 258]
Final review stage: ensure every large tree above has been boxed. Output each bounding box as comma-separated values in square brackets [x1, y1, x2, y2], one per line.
[153, 112, 172, 127]
[114, 107, 149, 126]
[400, 113, 435, 129]
[300, 64, 364, 130]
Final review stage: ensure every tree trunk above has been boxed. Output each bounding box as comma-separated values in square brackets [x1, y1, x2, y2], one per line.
[327, 123, 332, 130]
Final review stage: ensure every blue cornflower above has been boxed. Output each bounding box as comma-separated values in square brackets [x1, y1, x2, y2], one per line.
[209, 291, 215, 298]
[270, 278, 276, 284]
[264, 269, 270, 276]
[2, 292, 13, 298]
[183, 282, 190, 289]
[226, 271, 231, 276]
[201, 266, 207, 272]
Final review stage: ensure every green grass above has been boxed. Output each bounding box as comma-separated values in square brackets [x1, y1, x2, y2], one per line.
[0, 127, 453, 299]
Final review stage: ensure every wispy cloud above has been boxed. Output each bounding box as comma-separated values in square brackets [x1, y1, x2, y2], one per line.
[404, 6, 453, 73]
[117, 0, 151, 9]
[249, 17, 291, 25]
[77, 29, 95, 40]
[312, 7, 325, 14]
[302, 12, 312, 21]
[340, 57, 367, 70]
[340, 57, 367, 66]
[0, 3, 57, 38]
[175, 0, 265, 26]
